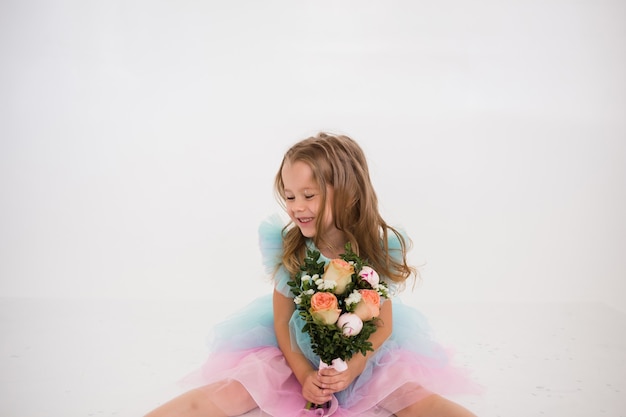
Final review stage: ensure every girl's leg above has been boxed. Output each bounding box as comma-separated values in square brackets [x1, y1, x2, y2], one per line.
[395, 394, 477, 417]
[144, 380, 257, 417]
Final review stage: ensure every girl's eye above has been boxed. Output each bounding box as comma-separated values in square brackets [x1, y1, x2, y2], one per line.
[284, 194, 315, 201]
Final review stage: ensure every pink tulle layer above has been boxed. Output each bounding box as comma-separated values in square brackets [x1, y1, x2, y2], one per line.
[183, 345, 480, 417]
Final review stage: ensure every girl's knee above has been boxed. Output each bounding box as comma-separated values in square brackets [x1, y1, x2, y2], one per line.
[405, 394, 443, 416]
[202, 380, 257, 415]
[397, 394, 477, 417]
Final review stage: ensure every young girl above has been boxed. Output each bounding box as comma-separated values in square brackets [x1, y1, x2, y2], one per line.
[144, 132, 480, 416]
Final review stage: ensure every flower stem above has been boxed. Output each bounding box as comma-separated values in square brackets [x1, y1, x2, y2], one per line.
[305, 401, 330, 411]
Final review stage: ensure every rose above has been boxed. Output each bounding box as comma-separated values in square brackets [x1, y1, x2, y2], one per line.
[359, 266, 380, 287]
[323, 258, 354, 295]
[309, 292, 341, 325]
[353, 289, 381, 321]
[337, 313, 364, 336]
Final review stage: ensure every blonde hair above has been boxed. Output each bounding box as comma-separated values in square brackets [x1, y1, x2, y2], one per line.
[274, 132, 416, 284]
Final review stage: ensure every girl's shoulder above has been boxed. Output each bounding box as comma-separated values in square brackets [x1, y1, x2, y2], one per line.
[386, 226, 410, 259]
[384, 227, 411, 296]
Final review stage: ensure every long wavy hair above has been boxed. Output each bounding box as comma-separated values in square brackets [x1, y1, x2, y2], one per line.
[274, 132, 416, 284]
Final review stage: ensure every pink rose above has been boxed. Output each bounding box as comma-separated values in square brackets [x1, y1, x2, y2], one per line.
[337, 313, 364, 336]
[359, 266, 380, 287]
[309, 292, 341, 325]
[353, 289, 381, 321]
[323, 258, 354, 295]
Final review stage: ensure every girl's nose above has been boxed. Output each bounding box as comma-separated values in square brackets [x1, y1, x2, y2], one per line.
[293, 199, 306, 212]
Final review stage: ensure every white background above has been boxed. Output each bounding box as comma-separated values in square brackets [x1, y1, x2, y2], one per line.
[1, 0, 625, 312]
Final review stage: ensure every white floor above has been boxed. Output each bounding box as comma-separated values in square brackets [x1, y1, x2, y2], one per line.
[1, 297, 624, 417]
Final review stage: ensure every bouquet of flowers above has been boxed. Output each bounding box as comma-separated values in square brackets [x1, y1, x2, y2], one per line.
[288, 243, 389, 412]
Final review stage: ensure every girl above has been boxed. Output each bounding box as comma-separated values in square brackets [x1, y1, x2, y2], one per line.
[144, 132, 479, 416]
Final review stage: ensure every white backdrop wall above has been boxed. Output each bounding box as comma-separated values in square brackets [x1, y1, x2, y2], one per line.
[1, 0, 625, 312]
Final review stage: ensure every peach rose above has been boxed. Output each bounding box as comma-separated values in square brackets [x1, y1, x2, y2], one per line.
[353, 289, 381, 321]
[309, 292, 341, 325]
[323, 258, 354, 295]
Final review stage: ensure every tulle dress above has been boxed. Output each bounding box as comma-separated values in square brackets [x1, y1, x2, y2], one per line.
[183, 216, 480, 416]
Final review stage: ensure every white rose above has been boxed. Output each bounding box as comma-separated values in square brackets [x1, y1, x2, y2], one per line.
[337, 313, 363, 336]
[359, 266, 380, 287]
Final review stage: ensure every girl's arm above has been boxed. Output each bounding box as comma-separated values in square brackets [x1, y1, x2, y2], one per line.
[319, 298, 393, 393]
[273, 289, 333, 405]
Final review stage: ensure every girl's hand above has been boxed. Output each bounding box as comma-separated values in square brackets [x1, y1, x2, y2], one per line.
[301, 369, 333, 406]
[317, 365, 359, 394]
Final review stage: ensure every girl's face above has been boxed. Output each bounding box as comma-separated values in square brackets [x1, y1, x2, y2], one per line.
[281, 160, 341, 243]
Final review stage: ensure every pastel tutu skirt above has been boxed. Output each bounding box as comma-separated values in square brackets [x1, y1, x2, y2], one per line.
[182, 294, 480, 416]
